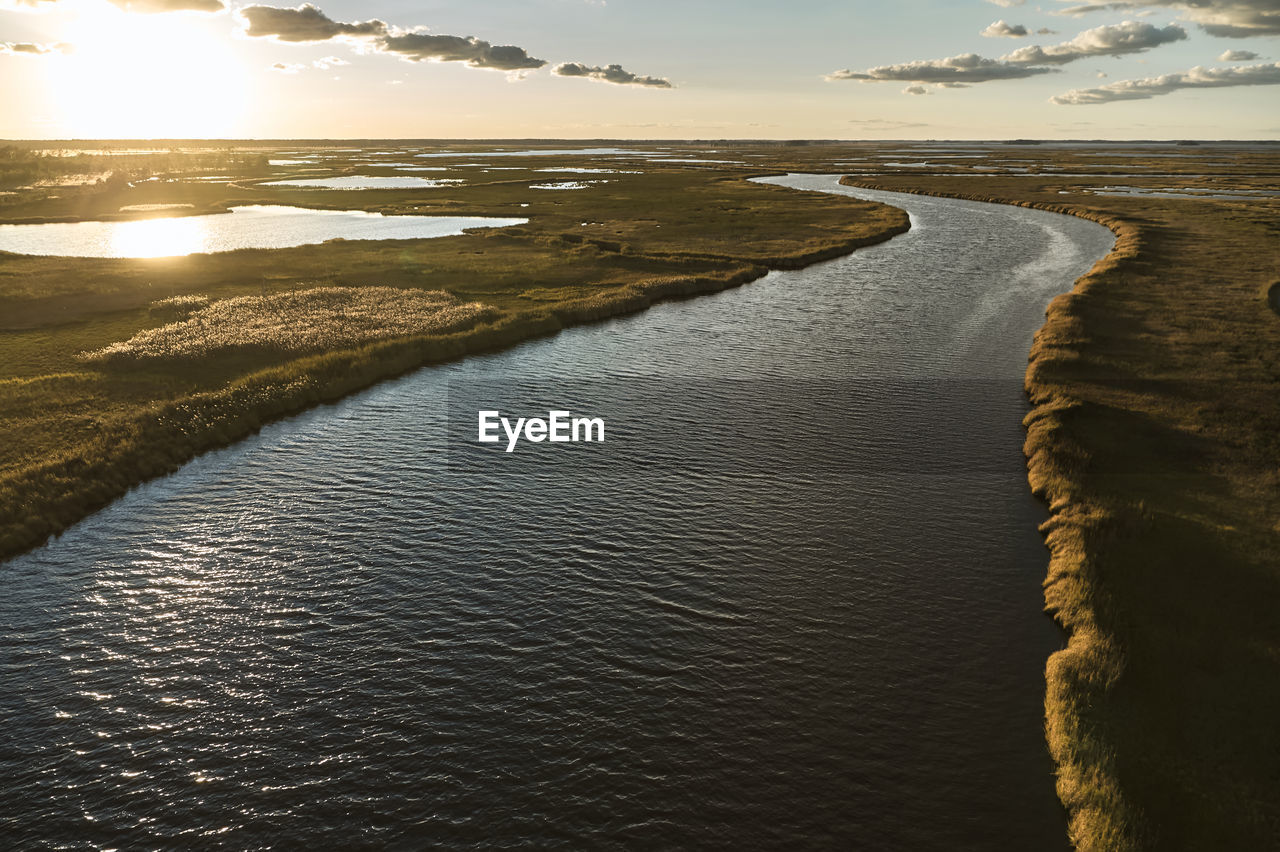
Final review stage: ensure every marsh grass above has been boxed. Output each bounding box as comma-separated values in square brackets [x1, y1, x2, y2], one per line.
[82, 287, 495, 363]
[0, 147, 910, 561]
[843, 160, 1280, 851]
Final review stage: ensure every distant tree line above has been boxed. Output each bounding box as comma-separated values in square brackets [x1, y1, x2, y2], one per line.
[0, 146, 270, 189]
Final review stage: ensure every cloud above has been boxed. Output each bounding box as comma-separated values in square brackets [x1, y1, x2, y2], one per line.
[1051, 60, 1280, 103]
[240, 4, 548, 73]
[1, 40, 70, 54]
[1219, 49, 1261, 60]
[828, 53, 1058, 84]
[988, 0, 1026, 6]
[109, 0, 225, 10]
[846, 118, 930, 128]
[830, 20, 1185, 89]
[269, 56, 346, 73]
[902, 85, 931, 94]
[982, 20, 1030, 37]
[379, 32, 546, 70]
[3, 0, 224, 9]
[1000, 20, 1186, 65]
[240, 4, 387, 42]
[1038, 27, 1058, 34]
[552, 61, 672, 87]
[1056, 1, 1280, 37]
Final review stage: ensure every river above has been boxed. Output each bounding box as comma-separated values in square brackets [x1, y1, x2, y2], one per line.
[0, 174, 1115, 849]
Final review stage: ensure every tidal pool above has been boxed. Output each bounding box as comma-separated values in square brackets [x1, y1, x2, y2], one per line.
[416, 147, 657, 158]
[260, 176, 465, 190]
[0, 205, 527, 258]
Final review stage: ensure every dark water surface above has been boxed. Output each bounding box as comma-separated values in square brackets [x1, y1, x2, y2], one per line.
[1, 175, 1115, 849]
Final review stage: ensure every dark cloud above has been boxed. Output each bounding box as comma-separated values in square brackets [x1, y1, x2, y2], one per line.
[1051, 60, 1280, 102]
[551, 61, 672, 87]
[1057, 1, 1280, 37]
[239, 4, 387, 42]
[239, 4, 546, 71]
[379, 33, 546, 70]
[828, 53, 1057, 84]
[982, 20, 1030, 37]
[1001, 20, 1186, 64]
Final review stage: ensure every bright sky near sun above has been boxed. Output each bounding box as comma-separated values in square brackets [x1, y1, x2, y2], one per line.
[0, 0, 1277, 139]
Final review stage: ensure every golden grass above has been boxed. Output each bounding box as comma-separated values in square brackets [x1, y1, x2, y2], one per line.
[0, 149, 910, 560]
[80, 287, 495, 363]
[843, 159, 1280, 850]
[7, 141, 1275, 848]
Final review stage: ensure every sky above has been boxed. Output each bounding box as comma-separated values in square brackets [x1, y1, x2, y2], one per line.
[0, 0, 1277, 139]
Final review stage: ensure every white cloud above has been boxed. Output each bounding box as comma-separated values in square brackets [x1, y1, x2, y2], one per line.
[1000, 21, 1186, 65]
[1, 40, 70, 54]
[1052, 60, 1280, 103]
[3, 0, 224, 9]
[828, 52, 1057, 84]
[830, 20, 1186, 88]
[1056, 1, 1280, 37]
[981, 20, 1030, 37]
[1219, 49, 1261, 61]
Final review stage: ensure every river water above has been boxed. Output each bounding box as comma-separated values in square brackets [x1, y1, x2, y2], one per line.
[0, 175, 1115, 849]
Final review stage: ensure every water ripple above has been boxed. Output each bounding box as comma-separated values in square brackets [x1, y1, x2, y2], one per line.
[1, 175, 1114, 850]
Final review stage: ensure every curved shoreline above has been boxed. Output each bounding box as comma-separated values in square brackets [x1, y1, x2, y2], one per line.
[838, 176, 1141, 849]
[1, 190, 910, 561]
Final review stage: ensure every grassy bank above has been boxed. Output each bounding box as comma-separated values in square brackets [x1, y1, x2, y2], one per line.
[0, 150, 909, 560]
[842, 165, 1280, 849]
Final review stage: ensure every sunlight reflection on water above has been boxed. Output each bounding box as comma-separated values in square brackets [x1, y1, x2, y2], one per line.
[0, 206, 527, 259]
[110, 215, 206, 258]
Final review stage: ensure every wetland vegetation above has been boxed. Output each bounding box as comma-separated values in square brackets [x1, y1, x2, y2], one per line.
[2, 138, 1277, 850]
[0, 141, 910, 560]
[842, 143, 1280, 851]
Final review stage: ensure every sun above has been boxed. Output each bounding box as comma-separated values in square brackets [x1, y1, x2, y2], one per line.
[51, 5, 250, 138]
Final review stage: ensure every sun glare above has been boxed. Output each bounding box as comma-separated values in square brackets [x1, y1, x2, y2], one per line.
[52, 7, 249, 138]
[110, 215, 207, 258]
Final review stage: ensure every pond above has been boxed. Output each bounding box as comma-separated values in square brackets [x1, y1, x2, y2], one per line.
[0, 205, 527, 258]
[260, 176, 466, 190]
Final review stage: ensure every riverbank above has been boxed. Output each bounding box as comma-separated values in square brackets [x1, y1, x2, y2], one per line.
[842, 173, 1280, 849]
[0, 164, 909, 560]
